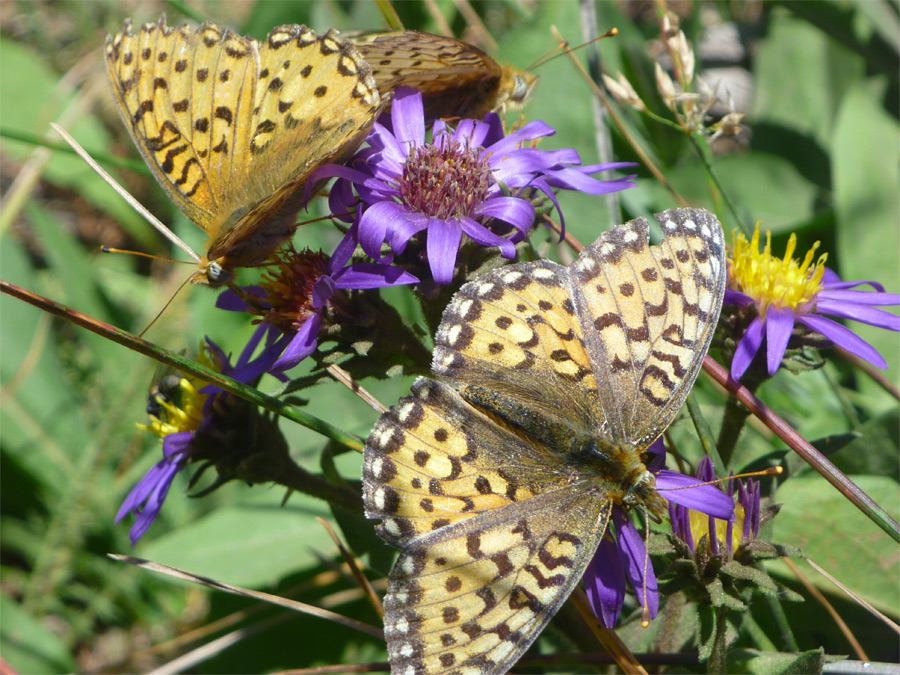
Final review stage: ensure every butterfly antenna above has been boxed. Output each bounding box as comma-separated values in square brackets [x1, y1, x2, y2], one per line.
[50, 124, 201, 264]
[101, 246, 195, 265]
[139, 272, 195, 338]
[640, 509, 652, 628]
[526, 27, 619, 73]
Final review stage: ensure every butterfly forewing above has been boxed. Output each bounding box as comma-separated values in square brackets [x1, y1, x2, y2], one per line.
[570, 208, 726, 447]
[364, 209, 726, 675]
[105, 18, 384, 284]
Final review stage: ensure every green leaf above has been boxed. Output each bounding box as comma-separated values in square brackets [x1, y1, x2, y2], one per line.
[752, 8, 865, 148]
[0, 592, 77, 674]
[140, 490, 334, 588]
[827, 409, 900, 479]
[727, 647, 825, 675]
[832, 79, 900, 381]
[766, 475, 900, 615]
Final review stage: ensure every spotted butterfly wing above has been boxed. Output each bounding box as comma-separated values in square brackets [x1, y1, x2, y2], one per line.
[105, 17, 385, 285]
[352, 30, 536, 122]
[364, 209, 726, 674]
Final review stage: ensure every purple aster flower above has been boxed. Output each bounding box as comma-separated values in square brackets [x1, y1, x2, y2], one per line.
[312, 87, 637, 285]
[117, 335, 262, 545]
[726, 224, 900, 381]
[583, 440, 735, 627]
[669, 456, 760, 560]
[217, 222, 418, 373]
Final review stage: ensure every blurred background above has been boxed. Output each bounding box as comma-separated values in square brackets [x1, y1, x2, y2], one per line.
[1, 1, 897, 672]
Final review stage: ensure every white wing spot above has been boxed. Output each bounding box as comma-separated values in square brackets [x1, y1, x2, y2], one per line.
[623, 229, 639, 243]
[445, 324, 463, 345]
[374, 487, 387, 510]
[502, 271, 523, 284]
[684, 218, 697, 230]
[477, 282, 496, 296]
[397, 401, 416, 422]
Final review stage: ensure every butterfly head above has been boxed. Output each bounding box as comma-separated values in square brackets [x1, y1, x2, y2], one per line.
[192, 258, 232, 287]
[498, 66, 538, 108]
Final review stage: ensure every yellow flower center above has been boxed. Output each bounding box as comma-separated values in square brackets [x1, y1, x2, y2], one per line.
[689, 502, 746, 555]
[729, 224, 828, 315]
[139, 378, 207, 438]
[139, 346, 218, 439]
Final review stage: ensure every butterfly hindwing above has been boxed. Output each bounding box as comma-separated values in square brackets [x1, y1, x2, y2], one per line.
[364, 378, 611, 675]
[353, 30, 535, 122]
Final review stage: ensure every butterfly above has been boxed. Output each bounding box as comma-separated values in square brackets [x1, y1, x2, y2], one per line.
[351, 30, 536, 122]
[104, 17, 386, 286]
[363, 209, 726, 674]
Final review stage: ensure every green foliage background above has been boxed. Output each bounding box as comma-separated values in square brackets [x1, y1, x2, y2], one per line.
[1, 0, 897, 672]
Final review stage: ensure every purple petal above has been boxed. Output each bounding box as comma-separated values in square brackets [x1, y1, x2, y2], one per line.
[490, 151, 554, 184]
[272, 313, 322, 372]
[116, 455, 185, 545]
[473, 196, 535, 233]
[426, 218, 463, 285]
[541, 166, 637, 195]
[815, 300, 900, 331]
[161, 432, 194, 458]
[723, 289, 754, 306]
[227, 331, 292, 383]
[765, 306, 795, 375]
[731, 316, 765, 381]
[576, 161, 641, 174]
[817, 290, 900, 306]
[479, 113, 507, 146]
[614, 511, 658, 620]
[645, 438, 667, 471]
[656, 471, 735, 519]
[312, 275, 336, 309]
[390, 87, 425, 148]
[584, 533, 626, 628]
[333, 263, 419, 290]
[328, 223, 360, 273]
[358, 201, 414, 260]
[216, 288, 253, 312]
[388, 211, 430, 254]
[457, 218, 517, 259]
[235, 324, 268, 369]
[797, 314, 889, 369]
[821, 268, 885, 292]
[449, 118, 490, 149]
[487, 119, 556, 157]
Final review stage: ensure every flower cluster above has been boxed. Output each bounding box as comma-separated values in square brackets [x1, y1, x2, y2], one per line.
[117, 337, 261, 544]
[314, 87, 636, 285]
[217, 224, 419, 374]
[725, 224, 900, 381]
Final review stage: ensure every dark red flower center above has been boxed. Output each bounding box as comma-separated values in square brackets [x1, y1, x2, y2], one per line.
[257, 246, 329, 332]
[400, 139, 492, 220]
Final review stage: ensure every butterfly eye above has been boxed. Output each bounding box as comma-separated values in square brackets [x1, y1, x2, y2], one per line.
[205, 261, 229, 285]
[511, 75, 530, 101]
